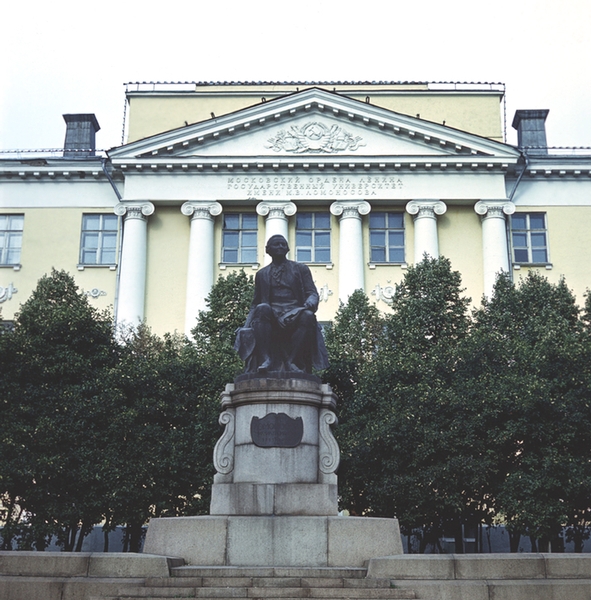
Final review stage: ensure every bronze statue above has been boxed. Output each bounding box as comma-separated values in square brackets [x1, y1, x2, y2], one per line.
[235, 234, 329, 374]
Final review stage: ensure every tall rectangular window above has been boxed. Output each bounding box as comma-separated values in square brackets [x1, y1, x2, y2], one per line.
[80, 214, 118, 265]
[222, 213, 258, 263]
[0, 215, 24, 266]
[511, 212, 548, 263]
[369, 212, 405, 263]
[295, 212, 331, 263]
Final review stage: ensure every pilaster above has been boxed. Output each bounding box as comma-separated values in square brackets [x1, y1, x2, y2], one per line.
[256, 201, 297, 263]
[114, 201, 154, 328]
[474, 200, 515, 297]
[405, 200, 447, 263]
[330, 200, 371, 301]
[181, 201, 223, 336]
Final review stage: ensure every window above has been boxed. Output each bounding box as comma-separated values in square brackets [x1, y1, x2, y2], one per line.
[295, 212, 331, 263]
[80, 214, 118, 265]
[0, 215, 24, 266]
[222, 213, 258, 263]
[511, 213, 548, 263]
[369, 212, 405, 263]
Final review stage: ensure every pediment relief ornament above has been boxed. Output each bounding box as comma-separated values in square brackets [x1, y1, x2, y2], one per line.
[266, 122, 365, 154]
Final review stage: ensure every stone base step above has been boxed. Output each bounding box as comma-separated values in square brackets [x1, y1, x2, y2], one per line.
[171, 567, 368, 579]
[91, 594, 415, 600]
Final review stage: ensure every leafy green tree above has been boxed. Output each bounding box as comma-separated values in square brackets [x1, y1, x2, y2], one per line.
[0, 269, 118, 550]
[105, 324, 217, 552]
[191, 270, 254, 390]
[323, 291, 387, 514]
[470, 272, 591, 552]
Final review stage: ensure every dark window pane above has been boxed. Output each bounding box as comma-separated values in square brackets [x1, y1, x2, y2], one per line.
[223, 248, 238, 263]
[223, 231, 239, 248]
[512, 232, 528, 247]
[389, 248, 405, 262]
[531, 232, 547, 247]
[371, 248, 386, 262]
[315, 213, 330, 229]
[512, 214, 527, 229]
[514, 249, 529, 262]
[224, 214, 240, 229]
[241, 248, 257, 263]
[388, 213, 404, 228]
[297, 248, 311, 262]
[83, 233, 99, 249]
[389, 231, 404, 246]
[242, 214, 257, 229]
[297, 213, 313, 229]
[242, 231, 257, 247]
[532, 249, 548, 262]
[529, 214, 545, 229]
[371, 231, 386, 246]
[296, 231, 312, 246]
[370, 213, 386, 228]
[315, 248, 330, 262]
[315, 231, 330, 247]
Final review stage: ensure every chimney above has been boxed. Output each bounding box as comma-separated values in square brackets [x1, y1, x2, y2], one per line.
[512, 109, 549, 155]
[63, 114, 100, 158]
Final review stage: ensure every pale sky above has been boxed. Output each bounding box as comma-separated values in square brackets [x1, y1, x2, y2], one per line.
[1, 0, 590, 152]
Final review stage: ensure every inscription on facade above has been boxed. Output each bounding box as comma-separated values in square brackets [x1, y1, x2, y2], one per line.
[251, 413, 303, 448]
[226, 175, 403, 197]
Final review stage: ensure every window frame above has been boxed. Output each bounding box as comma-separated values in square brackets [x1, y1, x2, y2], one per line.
[295, 211, 331, 264]
[0, 214, 24, 267]
[369, 211, 405, 264]
[221, 212, 258, 265]
[79, 213, 119, 267]
[510, 212, 550, 265]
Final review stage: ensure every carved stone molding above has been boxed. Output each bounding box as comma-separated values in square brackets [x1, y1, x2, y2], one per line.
[114, 201, 155, 220]
[318, 283, 333, 303]
[85, 288, 107, 299]
[256, 201, 297, 219]
[405, 200, 447, 219]
[0, 283, 17, 303]
[371, 282, 396, 305]
[319, 409, 340, 478]
[474, 200, 516, 219]
[330, 200, 371, 220]
[181, 201, 223, 220]
[213, 409, 236, 475]
[266, 122, 365, 154]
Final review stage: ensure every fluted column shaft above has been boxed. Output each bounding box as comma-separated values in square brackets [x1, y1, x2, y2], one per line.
[474, 200, 515, 297]
[114, 201, 155, 328]
[182, 201, 223, 337]
[330, 200, 371, 302]
[256, 201, 297, 264]
[406, 200, 447, 263]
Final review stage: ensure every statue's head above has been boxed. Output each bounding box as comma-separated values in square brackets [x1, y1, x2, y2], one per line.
[266, 234, 290, 258]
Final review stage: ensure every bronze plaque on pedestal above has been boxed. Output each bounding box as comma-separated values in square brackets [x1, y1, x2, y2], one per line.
[251, 413, 303, 448]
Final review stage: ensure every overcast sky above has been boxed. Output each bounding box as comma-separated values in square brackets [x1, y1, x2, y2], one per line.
[2, 0, 590, 152]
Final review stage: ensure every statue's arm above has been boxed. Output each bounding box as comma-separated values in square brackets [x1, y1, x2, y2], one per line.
[300, 264, 320, 312]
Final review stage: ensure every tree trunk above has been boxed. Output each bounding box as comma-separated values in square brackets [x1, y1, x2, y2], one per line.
[508, 530, 521, 552]
[453, 520, 464, 554]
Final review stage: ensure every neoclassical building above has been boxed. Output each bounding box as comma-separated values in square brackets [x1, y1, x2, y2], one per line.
[2, 82, 591, 335]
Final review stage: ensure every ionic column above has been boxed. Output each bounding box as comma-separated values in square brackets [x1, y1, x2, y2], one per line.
[114, 201, 155, 329]
[330, 200, 371, 302]
[406, 200, 447, 263]
[256, 201, 297, 264]
[474, 200, 515, 297]
[182, 201, 223, 337]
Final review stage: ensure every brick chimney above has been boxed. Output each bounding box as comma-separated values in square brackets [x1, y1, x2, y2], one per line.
[512, 109, 549, 155]
[63, 114, 100, 158]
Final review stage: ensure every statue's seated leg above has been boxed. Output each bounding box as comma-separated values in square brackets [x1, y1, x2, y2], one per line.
[285, 309, 316, 373]
[250, 304, 275, 372]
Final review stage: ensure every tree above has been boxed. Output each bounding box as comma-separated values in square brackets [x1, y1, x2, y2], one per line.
[470, 272, 591, 551]
[323, 290, 387, 515]
[0, 269, 118, 550]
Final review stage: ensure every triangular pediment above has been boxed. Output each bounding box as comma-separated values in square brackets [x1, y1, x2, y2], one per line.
[109, 88, 519, 167]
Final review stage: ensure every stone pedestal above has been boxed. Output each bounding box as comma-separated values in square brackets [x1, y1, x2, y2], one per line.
[143, 376, 403, 566]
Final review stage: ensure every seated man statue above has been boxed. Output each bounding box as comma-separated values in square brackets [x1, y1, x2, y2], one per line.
[235, 234, 329, 374]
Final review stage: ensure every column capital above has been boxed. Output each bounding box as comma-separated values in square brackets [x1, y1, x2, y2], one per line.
[181, 201, 223, 220]
[406, 200, 447, 218]
[256, 201, 297, 218]
[114, 201, 155, 220]
[474, 200, 516, 218]
[330, 200, 371, 219]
